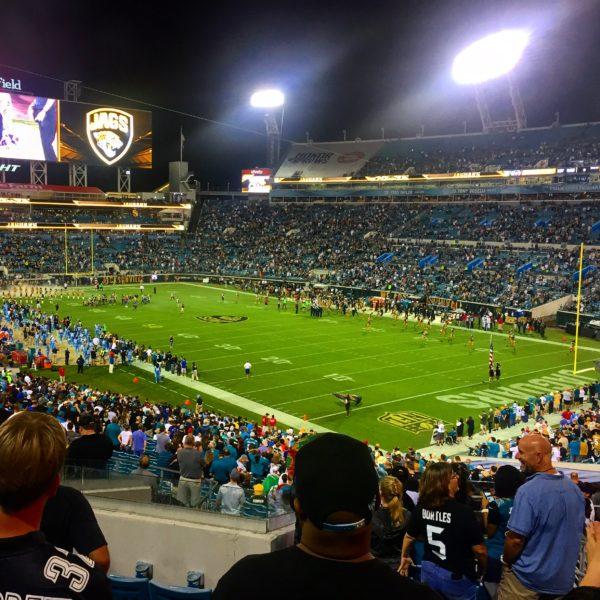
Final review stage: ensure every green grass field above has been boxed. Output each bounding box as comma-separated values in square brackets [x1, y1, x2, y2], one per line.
[38, 282, 600, 450]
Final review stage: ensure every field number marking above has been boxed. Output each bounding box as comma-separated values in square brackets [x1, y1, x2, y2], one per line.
[215, 343, 241, 350]
[261, 356, 292, 365]
[324, 373, 354, 382]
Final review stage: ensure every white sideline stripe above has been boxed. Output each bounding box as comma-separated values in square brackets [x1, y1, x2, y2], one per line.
[310, 360, 597, 421]
[133, 361, 332, 434]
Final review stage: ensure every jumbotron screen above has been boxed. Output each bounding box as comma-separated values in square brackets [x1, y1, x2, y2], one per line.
[241, 168, 272, 193]
[60, 101, 152, 168]
[0, 92, 59, 162]
[0, 91, 152, 168]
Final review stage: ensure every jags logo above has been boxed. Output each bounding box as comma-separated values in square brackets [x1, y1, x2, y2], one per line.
[379, 411, 449, 434]
[196, 315, 248, 323]
[86, 108, 134, 165]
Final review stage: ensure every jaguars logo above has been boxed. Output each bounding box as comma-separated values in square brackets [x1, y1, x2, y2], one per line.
[379, 411, 449, 434]
[196, 315, 248, 323]
[86, 108, 134, 165]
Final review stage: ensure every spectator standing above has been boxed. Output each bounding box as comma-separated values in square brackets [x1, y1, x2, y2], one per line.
[66, 414, 113, 470]
[76, 354, 84, 374]
[130, 454, 158, 499]
[210, 448, 237, 484]
[131, 424, 146, 457]
[41, 485, 111, 573]
[370, 476, 411, 570]
[176, 434, 203, 508]
[0, 412, 110, 598]
[215, 469, 246, 515]
[155, 424, 170, 454]
[466, 416, 475, 439]
[105, 417, 121, 449]
[481, 465, 523, 599]
[400, 462, 487, 600]
[118, 424, 132, 451]
[498, 434, 586, 599]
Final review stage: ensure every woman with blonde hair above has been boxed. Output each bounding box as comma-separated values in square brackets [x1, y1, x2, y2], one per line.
[399, 462, 487, 600]
[370, 476, 410, 569]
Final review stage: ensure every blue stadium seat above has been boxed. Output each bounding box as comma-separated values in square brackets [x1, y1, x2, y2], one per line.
[149, 581, 211, 599]
[109, 575, 150, 600]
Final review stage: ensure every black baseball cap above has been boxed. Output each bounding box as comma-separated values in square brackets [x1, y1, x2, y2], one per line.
[493, 465, 524, 498]
[78, 414, 96, 429]
[294, 433, 379, 531]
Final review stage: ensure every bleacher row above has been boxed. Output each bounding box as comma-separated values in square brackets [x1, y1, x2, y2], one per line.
[107, 442, 272, 519]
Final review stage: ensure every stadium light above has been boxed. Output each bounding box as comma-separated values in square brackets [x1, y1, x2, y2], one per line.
[250, 89, 285, 109]
[452, 29, 530, 85]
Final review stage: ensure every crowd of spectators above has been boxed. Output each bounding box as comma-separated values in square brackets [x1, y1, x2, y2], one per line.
[0, 200, 597, 312]
[0, 206, 174, 224]
[1, 365, 600, 598]
[357, 123, 600, 176]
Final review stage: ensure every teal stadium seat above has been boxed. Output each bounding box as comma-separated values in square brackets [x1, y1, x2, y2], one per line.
[149, 581, 211, 599]
[108, 575, 150, 600]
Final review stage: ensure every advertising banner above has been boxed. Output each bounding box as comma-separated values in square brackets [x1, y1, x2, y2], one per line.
[275, 141, 383, 179]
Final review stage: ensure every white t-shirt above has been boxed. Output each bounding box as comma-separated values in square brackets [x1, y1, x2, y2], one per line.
[119, 430, 132, 445]
[244, 362, 252, 370]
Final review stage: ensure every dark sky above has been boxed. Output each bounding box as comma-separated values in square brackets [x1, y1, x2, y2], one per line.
[2, 0, 600, 191]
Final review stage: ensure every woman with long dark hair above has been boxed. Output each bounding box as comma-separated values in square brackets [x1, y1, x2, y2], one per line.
[399, 462, 487, 600]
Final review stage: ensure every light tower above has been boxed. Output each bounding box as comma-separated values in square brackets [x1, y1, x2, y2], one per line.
[452, 29, 530, 132]
[250, 89, 285, 169]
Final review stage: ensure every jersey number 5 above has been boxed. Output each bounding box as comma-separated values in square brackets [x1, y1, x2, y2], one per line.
[426, 524, 447, 560]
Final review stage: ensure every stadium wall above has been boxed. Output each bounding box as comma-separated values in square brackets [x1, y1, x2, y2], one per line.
[530, 294, 573, 319]
[87, 495, 295, 588]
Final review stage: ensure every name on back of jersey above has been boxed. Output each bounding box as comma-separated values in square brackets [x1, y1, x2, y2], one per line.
[422, 509, 452, 523]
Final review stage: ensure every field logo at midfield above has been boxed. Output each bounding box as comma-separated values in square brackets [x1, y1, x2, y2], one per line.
[379, 411, 446, 434]
[196, 315, 248, 323]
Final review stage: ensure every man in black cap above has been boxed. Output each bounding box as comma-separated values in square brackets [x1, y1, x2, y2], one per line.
[66, 414, 113, 471]
[213, 432, 440, 599]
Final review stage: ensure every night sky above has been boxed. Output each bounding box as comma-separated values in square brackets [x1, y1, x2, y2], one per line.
[2, 0, 600, 191]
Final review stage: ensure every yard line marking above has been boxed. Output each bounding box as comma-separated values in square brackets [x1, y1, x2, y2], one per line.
[178, 283, 600, 353]
[311, 360, 597, 421]
[269, 348, 572, 405]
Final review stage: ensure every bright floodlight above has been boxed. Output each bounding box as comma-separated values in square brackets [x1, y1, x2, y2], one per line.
[250, 89, 285, 108]
[452, 29, 530, 85]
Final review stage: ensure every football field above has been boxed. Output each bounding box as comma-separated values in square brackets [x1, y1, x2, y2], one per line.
[42, 282, 600, 450]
